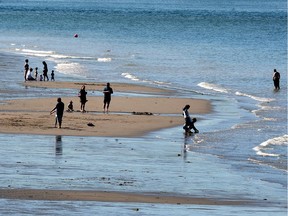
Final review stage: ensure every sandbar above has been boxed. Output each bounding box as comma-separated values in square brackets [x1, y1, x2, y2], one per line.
[0, 81, 211, 137]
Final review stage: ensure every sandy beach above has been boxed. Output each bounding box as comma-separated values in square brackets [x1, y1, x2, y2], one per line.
[0, 81, 211, 137]
[0, 188, 255, 206]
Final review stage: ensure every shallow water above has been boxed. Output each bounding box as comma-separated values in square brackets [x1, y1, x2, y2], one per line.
[0, 132, 286, 215]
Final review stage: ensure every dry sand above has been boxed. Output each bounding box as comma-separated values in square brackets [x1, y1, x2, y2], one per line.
[0, 81, 211, 137]
[0, 81, 223, 205]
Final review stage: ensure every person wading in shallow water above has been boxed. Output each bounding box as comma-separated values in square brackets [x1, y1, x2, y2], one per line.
[272, 69, 280, 90]
[182, 104, 199, 134]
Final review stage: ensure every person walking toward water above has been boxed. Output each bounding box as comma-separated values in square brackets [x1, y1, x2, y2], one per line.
[24, 59, 29, 81]
[50, 97, 65, 128]
[42, 61, 49, 81]
[182, 105, 199, 134]
[103, 82, 113, 113]
[272, 69, 280, 90]
[78, 85, 87, 112]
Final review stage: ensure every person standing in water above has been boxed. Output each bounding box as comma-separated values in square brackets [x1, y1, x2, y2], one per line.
[103, 82, 113, 113]
[272, 69, 280, 90]
[42, 61, 49, 81]
[24, 59, 29, 81]
[182, 104, 199, 134]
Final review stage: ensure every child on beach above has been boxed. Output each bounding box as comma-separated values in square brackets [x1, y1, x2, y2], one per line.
[27, 68, 36, 81]
[51, 70, 55, 81]
[182, 104, 199, 134]
[67, 101, 74, 112]
[34, 67, 38, 80]
[50, 98, 65, 128]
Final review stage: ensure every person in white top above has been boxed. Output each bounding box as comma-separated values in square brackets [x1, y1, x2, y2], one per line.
[182, 104, 199, 133]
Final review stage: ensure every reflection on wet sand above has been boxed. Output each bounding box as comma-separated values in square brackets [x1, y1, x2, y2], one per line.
[55, 135, 62, 156]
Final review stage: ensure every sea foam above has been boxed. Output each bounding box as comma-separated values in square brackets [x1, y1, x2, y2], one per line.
[253, 135, 288, 157]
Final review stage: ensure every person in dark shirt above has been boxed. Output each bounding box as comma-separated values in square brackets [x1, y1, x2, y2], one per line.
[182, 104, 199, 134]
[103, 82, 113, 113]
[78, 85, 88, 112]
[24, 59, 29, 81]
[272, 69, 280, 90]
[42, 61, 49, 81]
[50, 98, 65, 128]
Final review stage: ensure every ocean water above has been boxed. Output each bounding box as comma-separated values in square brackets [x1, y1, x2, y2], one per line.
[0, 0, 287, 215]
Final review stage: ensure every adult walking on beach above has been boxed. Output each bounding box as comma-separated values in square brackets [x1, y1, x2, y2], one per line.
[272, 69, 280, 90]
[50, 98, 65, 128]
[103, 82, 113, 113]
[24, 59, 29, 81]
[42, 61, 49, 81]
[182, 104, 199, 134]
[78, 85, 87, 112]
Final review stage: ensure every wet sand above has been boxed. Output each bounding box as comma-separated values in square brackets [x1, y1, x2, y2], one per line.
[0, 81, 211, 137]
[0, 189, 255, 206]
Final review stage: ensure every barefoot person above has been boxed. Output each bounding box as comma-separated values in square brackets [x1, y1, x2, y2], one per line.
[182, 105, 199, 134]
[103, 82, 113, 113]
[50, 98, 65, 128]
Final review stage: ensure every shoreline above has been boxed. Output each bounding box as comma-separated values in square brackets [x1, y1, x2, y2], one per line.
[0, 81, 211, 137]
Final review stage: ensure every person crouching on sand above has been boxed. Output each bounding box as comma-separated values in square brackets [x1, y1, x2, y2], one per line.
[50, 98, 65, 128]
[67, 100, 74, 112]
[182, 104, 199, 134]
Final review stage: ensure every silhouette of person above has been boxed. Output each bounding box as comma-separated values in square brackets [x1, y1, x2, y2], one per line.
[78, 85, 87, 112]
[272, 69, 280, 90]
[182, 105, 199, 134]
[24, 59, 29, 81]
[103, 82, 113, 113]
[50, 98, 65, 128]
[51, 70, 55, 81]
[42, 61, 49, 81]
[34, 67, 38, 80]
[67, 101, 74, 112]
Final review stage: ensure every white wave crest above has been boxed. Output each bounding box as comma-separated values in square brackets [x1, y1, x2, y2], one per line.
[16, 48, 97, 60]
[235, 91, 274, 103]
[121, 72, 140, 81]
[97, 58, 112, 62]
[55, 62, 87, 76]
[253, 135, 288, 157]
[198, 82, 228, 93]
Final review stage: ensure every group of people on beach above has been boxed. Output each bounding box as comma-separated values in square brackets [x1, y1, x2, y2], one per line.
[50, 83, 114, 128]
[46, 65, 281, 132]
[24, 59, 55, 82]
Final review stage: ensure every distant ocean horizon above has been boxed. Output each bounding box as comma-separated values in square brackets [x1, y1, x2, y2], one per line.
[0, 0, 287, 215]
